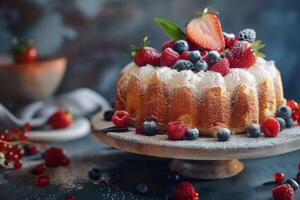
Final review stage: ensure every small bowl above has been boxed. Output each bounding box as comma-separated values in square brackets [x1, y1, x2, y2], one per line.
[0, 56, 67, 102]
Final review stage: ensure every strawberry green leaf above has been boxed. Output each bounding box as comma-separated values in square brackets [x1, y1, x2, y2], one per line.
[154, 17, 186, 40]
[252, 40, 266, 58]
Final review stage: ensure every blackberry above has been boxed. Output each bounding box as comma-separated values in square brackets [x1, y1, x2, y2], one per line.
[171, 60, 194, 71]
[238, 28, 256, 43]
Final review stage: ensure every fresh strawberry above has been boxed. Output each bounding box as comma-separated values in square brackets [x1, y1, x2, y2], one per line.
[161, 40, 176, 50]
[223, 32, 238, 49]
[186, 12, 225, 51]
[167, 121, 186, 140]
[112, 111, 130, 128]
[48, 109, 73, 129]
[180, 51, 190, 60]
[210, 58, 230, 76]
[173, 181, 199, 200]
[261, 118, 280, 137]
[272, 183, 294, 200]
[160, 47, 180, 67]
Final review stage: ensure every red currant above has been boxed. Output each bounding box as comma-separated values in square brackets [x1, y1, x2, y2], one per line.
[273, 172, 285, 184]
[36, 175, 49, 187]
[33, 164, 46, 175]
[23, 122, 32, 131]
[19, 133, 28, 141]
[13, 160, 22, 169]
[29, 145, 38, 155]
[65, 195, 76, 200]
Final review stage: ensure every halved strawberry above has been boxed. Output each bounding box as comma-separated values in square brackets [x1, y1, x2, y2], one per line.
[186, 12, 225, 51]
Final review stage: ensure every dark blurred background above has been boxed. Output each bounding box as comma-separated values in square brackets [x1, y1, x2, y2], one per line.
[0, 0, 299, 102]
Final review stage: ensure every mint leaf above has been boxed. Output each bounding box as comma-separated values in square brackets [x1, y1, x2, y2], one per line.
[154, 17, 185, 40]
[252, 40, 266, 58]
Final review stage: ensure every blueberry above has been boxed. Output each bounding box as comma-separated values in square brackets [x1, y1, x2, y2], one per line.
[285, 118, 294, 128]
[276, 117, 286, 131]
[88, 168, 101, 181]
[173, 40, 189, 54]
[171, 60, 194, 71]
[194, 60, 208, 72]
[276, 106, 292, 120]
[188, 50, 202, 63]
[185, 128, 199, 140]
[142, 120, 158, 136]
[103, 110, 114, 121]
[135, 183, 148, 194]
[246, 124, 260, 138]
[238, 28, 256, 43]
[207, 50, 220, 64]
[286, 178, 299, 191]
[217, 128, 231, 141]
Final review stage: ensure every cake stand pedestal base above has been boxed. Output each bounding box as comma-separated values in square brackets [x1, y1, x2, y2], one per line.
[169, 159, 244, 179]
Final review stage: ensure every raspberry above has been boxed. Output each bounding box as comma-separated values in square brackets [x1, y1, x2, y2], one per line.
[180, 51, 190, 60]
[210, 58, 230, 76]
[161, 40, 176, 50]
[112, 111, 130, 128]
[32, 164, 46, 175]
[272, 183, 294, 200]
[167, 121, 186, 140]
[36, 175, 49, 187]
[286, 100, 298, 111]
[44, 147, 64, 167]
[173, 181, 199, 200]
[134, 47, 161, 67]
[160, 47, 180, 67]
[261, 118, 280, 137]
[274, 172, 285, 184]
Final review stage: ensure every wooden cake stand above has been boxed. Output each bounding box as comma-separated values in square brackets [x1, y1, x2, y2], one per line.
[91, 113, 300, 180]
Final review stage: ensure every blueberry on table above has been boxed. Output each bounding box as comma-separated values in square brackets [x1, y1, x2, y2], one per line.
[88, 168, 101, 181]
[246, 124, 260, 138]
[217, 128, 231, 141]
[285, 118, 294, 128]
[185, 128, 199, 140]
[276, 117, 286, 131]
[142, 120, 158, 136]
[276, 106, 292, 120]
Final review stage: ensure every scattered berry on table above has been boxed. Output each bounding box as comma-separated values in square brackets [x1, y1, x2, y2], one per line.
[142, 120, 158, 136]
[65, 195, 76, 200]
[238, 28, 256, 43]
[23, 144, 38, 156]
[285, 118, 294, 128]
[32, 164, 46, 175]
[162, 40, 176, 50]
[160, 47, 180, 67]
[135, 123, 143, 134]
[274, 172, 285, 184]
[134, 47, 161, 66]
[194, 60, 208, 72]
[210, 58, 230, 76]
[272, 183, 294, 200]
[171, 60, 194, 72]
[167, 121, 186, 140]
[185, 128, 199, 140]
[44, 147, 70, 167]
[276, 106, 292, 120]
[285, 178, 299, 191]
[276, 118, 286, 131]
[135, 183, 148, 194]
[207, 50, 221, 64]
[36, 175, 49, 187]
[173, 181, 199, 200]
[261, 118, 280, 138]
[217, 128, 231, 141]
[112, 111, 130, 128]
[103, 110, 114, 121]
[88, 168, 101, 181]
[173, 40, 189, 54]
[223, 32, 238, 49]
[188, 50, 202, 63]
[246, 124, 261, 138]
[48, 109, 73, 129]
[180, 51, 190, 60]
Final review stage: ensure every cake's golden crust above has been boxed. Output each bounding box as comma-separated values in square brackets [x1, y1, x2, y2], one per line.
[115, 73, 128, 111]
[274, 70, 285, 107]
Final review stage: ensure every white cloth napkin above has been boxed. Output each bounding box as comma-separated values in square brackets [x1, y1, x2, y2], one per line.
[0, 88, 111, 129]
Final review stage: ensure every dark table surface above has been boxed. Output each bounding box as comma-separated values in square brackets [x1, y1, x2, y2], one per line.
[0, 133, 299, 200]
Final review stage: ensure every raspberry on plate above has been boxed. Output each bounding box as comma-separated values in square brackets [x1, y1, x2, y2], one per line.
[112, 111, 130, 128]
[160, 47, 180, 67]
[173, 181, 199, 200]
[272, 183, 294, 200]
[261, 118, 280, 137]
[210, 58, 230, 76]
[167, 121, 186, 140]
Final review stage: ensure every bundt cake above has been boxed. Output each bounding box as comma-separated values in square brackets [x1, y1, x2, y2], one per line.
[115, 10, 285, 137]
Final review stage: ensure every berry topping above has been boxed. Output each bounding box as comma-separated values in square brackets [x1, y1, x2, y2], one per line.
[188, 50, 202, 63]
[246, 124, 261, 138]
[12, 39, 38, 63]
[223, 32, 238, 49]
[167, 121, 186, 140]
[285, 118, 294, 128]
[210, 58, 230, 76]
[207, 50, 221, 64]
[48, 109, 73, 129]
[142, 120, 158, 136]
[134, 47, 161, 67]
[32, 164, 46, 175]
[36, 175, 49, 187]
[261, 118, 280, 137]
[180, 51, 190, 60]
[171, 60, 194, 72]
[194, 60, 208, 72]
[103, 110, 114, 121]
[185, 128, 199, 140]
[186, 11, 225, 51]
[276, 117, 286, 131]
[276, 106, 293, 120]
[285, 178, 299, 191]
[162, 40, 176, 50]
[135, 183, 148, 194]
[272, 184, 294, 200]
[216, 128, 231, 141]
[274, 172, 285, 184]
[238, 28, 256, 43]
[112, 111, 130, 128]
[173, 181, 199, 200]
[173, 40, 189, 54]
[88, 168, 101, 181]
[160, 47, 180, 67]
